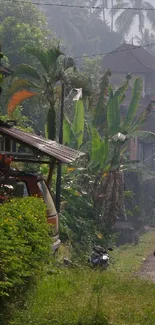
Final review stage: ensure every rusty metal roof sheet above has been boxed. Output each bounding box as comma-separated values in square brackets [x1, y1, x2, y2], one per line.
[0, 124, 85, 163]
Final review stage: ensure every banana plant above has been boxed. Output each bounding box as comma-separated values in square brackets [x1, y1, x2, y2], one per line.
[90, 74, 155, 225]
[63, 99, 85, 150]
[62, 72, 155, 226]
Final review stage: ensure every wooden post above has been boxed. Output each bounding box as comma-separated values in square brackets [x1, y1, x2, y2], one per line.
[56, 82, 65, 213]
[47, 159, 56, 188]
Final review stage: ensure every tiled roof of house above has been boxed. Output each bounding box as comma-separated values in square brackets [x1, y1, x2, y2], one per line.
[103, 43, 155, 73]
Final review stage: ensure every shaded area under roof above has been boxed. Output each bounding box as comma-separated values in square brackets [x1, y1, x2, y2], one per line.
[0, 123, 85, 164]
[103, 43, 155, 73]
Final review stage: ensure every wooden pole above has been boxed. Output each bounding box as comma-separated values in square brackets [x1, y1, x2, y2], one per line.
[56, 82, 65, 212]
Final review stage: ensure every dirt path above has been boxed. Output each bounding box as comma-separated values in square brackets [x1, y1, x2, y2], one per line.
[138, 254, 155, 282]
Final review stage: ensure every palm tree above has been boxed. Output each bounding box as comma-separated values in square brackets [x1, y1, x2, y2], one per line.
[136, 28, 155, 45]
[135, 28, 155, 55]
[42, 0, 87, 51]
[7, 46, 91, 140]
[111, 0, 114, 30]
[111, 0, 155, 40]
[92, 0, 108, 21]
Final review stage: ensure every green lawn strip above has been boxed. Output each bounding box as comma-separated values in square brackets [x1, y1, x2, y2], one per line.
[9, 231, 155, 325]
[10, 268, 155, 325]
[110, 231, 155, 274]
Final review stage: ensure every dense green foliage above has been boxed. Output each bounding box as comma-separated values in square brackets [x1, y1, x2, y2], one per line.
[0, 0, 54, 128]
[0, 197, 50, 301]
[0, 0, 50, 66]
[62, 74, 155, 230]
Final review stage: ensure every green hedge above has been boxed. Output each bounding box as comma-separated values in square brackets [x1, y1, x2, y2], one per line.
[0, 197, 50, 299]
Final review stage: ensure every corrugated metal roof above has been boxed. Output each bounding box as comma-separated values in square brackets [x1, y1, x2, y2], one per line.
[0, 124, 85, 163]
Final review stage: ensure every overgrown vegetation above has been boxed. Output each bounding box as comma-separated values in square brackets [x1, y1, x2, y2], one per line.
[6, 232, 155, 325]
[0, 197, 50, 303]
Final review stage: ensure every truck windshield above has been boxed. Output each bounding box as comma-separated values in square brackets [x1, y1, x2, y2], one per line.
[0, 179, 28, 203]
[37, 180, 56, 214]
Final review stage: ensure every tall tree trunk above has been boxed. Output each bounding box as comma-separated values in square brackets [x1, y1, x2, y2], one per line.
[102, 0, 105, 21]
[47, 106, 56, 141]
[140, 25, 144, 45]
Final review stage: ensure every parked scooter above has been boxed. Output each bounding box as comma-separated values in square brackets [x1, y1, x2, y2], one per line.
[88, 245, 113, 270]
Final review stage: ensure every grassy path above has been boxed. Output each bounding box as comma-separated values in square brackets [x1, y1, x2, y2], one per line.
[8, 232, 155, 325]
[110, 230, 155, 273]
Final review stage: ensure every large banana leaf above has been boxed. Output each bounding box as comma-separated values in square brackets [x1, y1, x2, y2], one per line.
[63, 115, 73, 145]
[90, 127, 102, 161]
[124, 112, 145, 135]
[122, 78, 142, 132]
[8, 90, 37, 115]
[107, 78, 131, 136]
[127, 130, 155, 141]
[128, 100, 154, 135]
[8, 78, 40, 96]
[107, 90, 120, 136]
[94, 69, 111, 125]
[114, 78, 129, 99]
[72, 99, 84, 149]
[89, 127, 108, 167]
[14, 64, 41, 80]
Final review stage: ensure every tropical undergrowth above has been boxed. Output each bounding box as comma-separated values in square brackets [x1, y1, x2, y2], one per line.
[0, 197, 51, 324]
[6, 231, 155, 325]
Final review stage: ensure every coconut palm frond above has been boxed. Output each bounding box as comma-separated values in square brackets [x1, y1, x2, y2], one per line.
[13, 63, 41, 80]
[26, 47, 61, 73]
[110, 2, 130, 17]
[47, 47, 62, 64]
[8, 78, 40, 96]
[139, 10, 144, 34]
[146, 9, 155, 29]
[115, 8, 135, 36]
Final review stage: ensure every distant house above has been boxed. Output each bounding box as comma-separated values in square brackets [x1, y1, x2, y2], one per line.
[103, 42, 155, 173]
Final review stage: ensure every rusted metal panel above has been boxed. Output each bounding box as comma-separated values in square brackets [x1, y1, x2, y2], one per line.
[0, 124, 85, 163]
